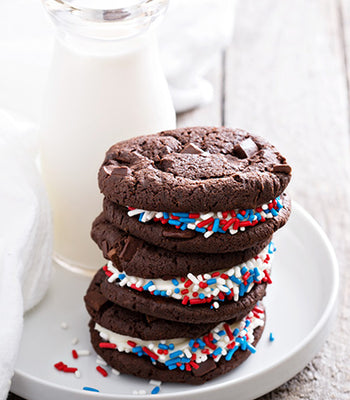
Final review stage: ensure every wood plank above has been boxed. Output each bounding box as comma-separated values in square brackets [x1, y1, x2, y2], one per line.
[177, 53, 223, 127]
[225, 0, 350, 398]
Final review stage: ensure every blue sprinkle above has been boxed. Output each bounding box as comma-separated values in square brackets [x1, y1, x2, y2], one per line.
[217, 330, 226, 336]
[246, 343, 256, 353]
[118, 273, 126, 280]
[268, 241, 276, 254]
[213, 347, 222, 356]
[212, 339, 218, 343]
[143, 281, 154, 291]
[236, 214, 244, 221]
[225, 345, 239, 361]
[245, 320, 251, 327]
[139, 212, 145, 222]
[217, 227, 226, 234]
[83, 387, 99, 392]
[172, 212, 190, 217]
[179, 217, 196, 223]
[168, 343, 175, 350]
[256, 213, 262, 221]
[248, 214, 255, 222]
[168, 220, 181, 226]
[158, 343, 168, 350]
[189, 339, 195, 347]
[163, 212, 169, 219]
[179, 364, 185, 370]
[137, 351, 143, 357]
[180, 223, 188, 230]
[212, 218, 220, 232]
[172, 279, 179, 286]
[247, 276, 254, 284]
[196, 338, 206, 348]
[195, 227, 206, 233]
[241, 266, 248, 275]
[199, 293, 205, 299]
[271, 208, 278, 217]
[169, 350, 183, 359]
[254, 267, 260, 277]
[165, 357, 182, 366]
[174, 288, 180, 294]
[151, 386, 160, 395]
[230, 275, 241, 285]
[207, 278, 217, 285]
[160, 290, 168, 296]
[233, 328, 239, 336]
[153, 290, 160, 296]
[241, 340, 247, 351]
[269, 332, 275, 342]
[191, 346, 198, 353]
[132, 346, 143, 353]
[167, 364, 177, 370]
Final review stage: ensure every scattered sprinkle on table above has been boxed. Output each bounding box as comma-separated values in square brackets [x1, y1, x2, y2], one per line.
[96, 365, 108, 377]
[83, 387, 99, 392]
[60, 322, 68, 329]
[151, 386, 161, 395]
[269, 332, 275, 342]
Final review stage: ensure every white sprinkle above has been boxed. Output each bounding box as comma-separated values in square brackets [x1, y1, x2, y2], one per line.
[240, 227, 246, 231]
[128, 209, 143, 217]
[192, 284, 199, 292]
[72, 337, 79, 345]
[216, 277, 226, 285]
[132, 390, 139, 395]
[148, 285, 156, 292]
[119, 277, 128, 287]
[262, 204, 268, 210]
[213, 333, 221, 341]
[201, 212, 214, 220]
[148, 343, 155, 350]
[138, 390, 147, 395]
[204, 273, 211, 280]
[227, 268, 235, 277]
[155, 212, 163, 219]
[60, 322, 68, 329]
[217, 211, 223, 219]
[135, 279, 144, 288]
[213, 301, 219, 309]
[184, 349, 192, 359]
[187, 223, 196, 230]
[172, 293, 182, 300]
[149, 379, 162, 386]
[204, 230, 214, 238]
[229, 228, 238, 235]
[77, 349, 91, 356]
[108, 273, 119, 283]
[212, 288, 220, 297]
[218, 285, 229, 293]
[96, 357, 107, 366]
[112, 369, 120, 376]
[74, 370, 81, 378]
[187, 273, 199, 284]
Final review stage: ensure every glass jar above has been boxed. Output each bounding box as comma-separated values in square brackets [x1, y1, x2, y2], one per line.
[40, 0, 176, 274]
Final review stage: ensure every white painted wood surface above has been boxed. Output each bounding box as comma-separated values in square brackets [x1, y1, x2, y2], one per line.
[178, 0, 350, 398]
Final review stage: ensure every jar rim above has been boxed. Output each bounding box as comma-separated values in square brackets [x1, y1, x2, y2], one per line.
[42, 0, 168, 40]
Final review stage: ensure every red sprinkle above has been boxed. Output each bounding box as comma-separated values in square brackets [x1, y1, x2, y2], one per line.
[182, 295, 189, 305]
[127, 340, 136, 347]
[197, 217, 214, 228]
[180, 277, 186, 282]
[223, 323, 234, 341]
[222, 218, 236, 231]
[72, 350, 78, 359]
[189, 298, 207, 304]
[184, 279, 193, 288]
[189, 213, 200, 218]
[264, 271, 272, 284]
[63, 367, 77, 373]
[54, 362, 66, 371]
[99, 342, 117, 349]
[185, 363, 192, 371]
[96, 366, 108, 377]
[190, 361, 199, 370]
[181, 289, 189, 295]
[199, 281, 208, 289]
[142, 347, 159, 360]
[211, 271, 220, 277]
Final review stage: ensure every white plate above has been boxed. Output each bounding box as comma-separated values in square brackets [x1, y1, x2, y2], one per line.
[11, 202, 339, 400]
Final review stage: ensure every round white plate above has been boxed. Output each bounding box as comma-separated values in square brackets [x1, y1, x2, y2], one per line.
[11, 202, 339, 400]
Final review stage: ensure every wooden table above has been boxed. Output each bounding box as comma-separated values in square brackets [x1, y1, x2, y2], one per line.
[8, 0, 350, 398]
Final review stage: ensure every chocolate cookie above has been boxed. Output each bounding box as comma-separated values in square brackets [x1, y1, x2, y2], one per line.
[92, 268, 267, 324]
[89, 321, 264, 384]
[102, 192, 291, 253]
[91, 214, 272, 279]
[84, 271, 219, 339]
[98, 126, 291, 212]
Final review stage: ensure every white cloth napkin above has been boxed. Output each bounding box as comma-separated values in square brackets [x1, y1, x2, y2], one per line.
[0, 111, 52, 400]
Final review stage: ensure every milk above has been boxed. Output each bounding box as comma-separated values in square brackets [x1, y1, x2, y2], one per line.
[40, 32, 176, 272]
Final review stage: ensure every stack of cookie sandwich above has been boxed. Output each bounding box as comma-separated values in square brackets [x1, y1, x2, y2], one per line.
[84, 127, 292, 384]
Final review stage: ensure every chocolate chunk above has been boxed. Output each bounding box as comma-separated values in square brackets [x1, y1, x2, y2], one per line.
[162, 229, 196, 239]
[103, 162, 131, 176]
[107, 248, 118, 264]
[119, 236, 143, 261]
[192, 358, 217, 377]
[181, 143, 203, 155]
[272, 164, 292, 174]
[85, 291, 108, 313]
[234, 138, 258, 159]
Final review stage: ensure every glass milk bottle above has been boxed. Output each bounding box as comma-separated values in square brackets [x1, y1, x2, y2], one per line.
[40, 0, 176, 274]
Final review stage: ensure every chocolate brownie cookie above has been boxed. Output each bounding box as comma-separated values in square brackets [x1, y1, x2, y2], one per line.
[91, 268, 268, 324]
[98, 126, 291, 212]
[85, 272, 219, 339]
[102, 192, 291, 253]
[91, 214, 272, 279]
[89, 308, 265, 384]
